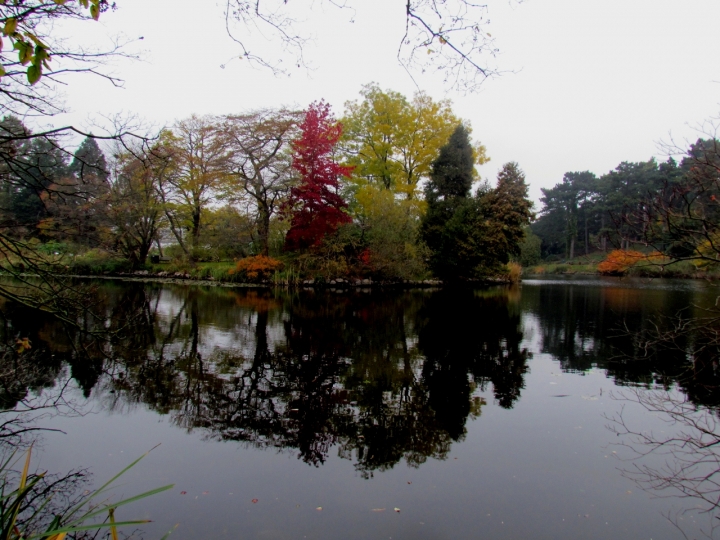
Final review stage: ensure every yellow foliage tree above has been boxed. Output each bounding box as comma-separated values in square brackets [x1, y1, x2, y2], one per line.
[341, 83, 488, 203]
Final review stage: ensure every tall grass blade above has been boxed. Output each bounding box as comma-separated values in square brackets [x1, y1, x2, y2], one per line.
[7, 446, 33, 537]
[64, 445, 160, 520]
[108, 507, 118, 540]
[75, 484, 173, 523]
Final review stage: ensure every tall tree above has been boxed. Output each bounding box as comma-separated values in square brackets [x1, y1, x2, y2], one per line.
[225, 109, 301, 256]
[69, 136, 109, 187]
[483, 162, 534, 263]
[108, 146, 169, 267]
[159, 116, 231, 257]
[341, 84, 478, 202]
[284, 102, 352, 251]
[420, 124, 476, 277]
[422, 128, 532, 279]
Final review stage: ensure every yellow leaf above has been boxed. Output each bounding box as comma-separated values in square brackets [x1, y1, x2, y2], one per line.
[3, 18, 17, 37]
[90, 4, 100, 20]
[439, 36, 447, 45]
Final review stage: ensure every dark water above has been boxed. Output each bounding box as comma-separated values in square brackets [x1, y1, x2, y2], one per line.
[6, 277, 720, 539]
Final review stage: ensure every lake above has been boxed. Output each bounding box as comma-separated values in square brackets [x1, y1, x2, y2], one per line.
[4, 276, 720, 539]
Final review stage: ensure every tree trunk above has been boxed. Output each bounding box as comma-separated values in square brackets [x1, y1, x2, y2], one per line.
[192, 209, 201, 249]
[138, 241, 150, 266]
[569, 236, 575, 260]
[258, 203, 270, 256]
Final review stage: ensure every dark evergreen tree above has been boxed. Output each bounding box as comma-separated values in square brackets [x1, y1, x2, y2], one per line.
[421, 126, 533, 280]
[8, 129, 69, 229]
[420, 125, 475, 278]
[424, 124, 474, 204]
[69, 136, 109, 187]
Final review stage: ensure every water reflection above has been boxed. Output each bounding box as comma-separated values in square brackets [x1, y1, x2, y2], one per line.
[522, 280, 720, 406]
[3, 279, 720, 475]
[0, 285, 530, 475]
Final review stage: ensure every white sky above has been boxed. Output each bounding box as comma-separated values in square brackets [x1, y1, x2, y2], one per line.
[47, 0, 720, 205]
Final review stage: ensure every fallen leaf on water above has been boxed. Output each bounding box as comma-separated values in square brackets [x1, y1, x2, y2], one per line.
[407, 481, 412, 484]
[252, 499, 259, 503]
[202, 491, 209, 495]
[316, 507, 323, 511]
[180, 491, 187, 495]
[394, 508, 401, 513]
[371, 508, 386, 512]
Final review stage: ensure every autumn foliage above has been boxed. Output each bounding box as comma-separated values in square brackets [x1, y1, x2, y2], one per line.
[597, 250, 662, 275]
[284, 101, 352, 250]
[230, 255, 283, 282]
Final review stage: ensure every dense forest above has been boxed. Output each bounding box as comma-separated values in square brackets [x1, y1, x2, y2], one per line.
[0, 84, 532, 283]
[530, 138, 720, 270]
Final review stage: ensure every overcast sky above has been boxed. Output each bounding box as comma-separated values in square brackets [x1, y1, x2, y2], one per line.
[48, 0, 720, 205]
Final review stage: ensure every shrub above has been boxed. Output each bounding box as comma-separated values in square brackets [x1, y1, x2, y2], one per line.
[598, 250, 663, 276]
[230, 255, 283, 282]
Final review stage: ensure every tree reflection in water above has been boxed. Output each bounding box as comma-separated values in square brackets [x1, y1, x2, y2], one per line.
[0, 284, 530, 476]
[523, 281, 720, 536]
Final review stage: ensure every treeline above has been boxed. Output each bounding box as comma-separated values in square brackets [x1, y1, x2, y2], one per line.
[531, 139, 717, 261]
[0, 83, 532, 281]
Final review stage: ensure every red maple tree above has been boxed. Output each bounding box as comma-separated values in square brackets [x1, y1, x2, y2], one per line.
[284, 101, 352, 250]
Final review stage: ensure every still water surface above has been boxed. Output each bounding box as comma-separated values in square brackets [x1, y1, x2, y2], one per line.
[6, 276, 720, 539]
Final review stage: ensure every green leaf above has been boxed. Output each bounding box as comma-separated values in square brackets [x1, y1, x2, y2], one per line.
[27, 64, 41, 85]
[3, 18, 17, 36]
[52, 0, 67, 4]
[0, 65, 6, 77]
[89, 4, 99, 20]
[16, 41, 32, 65]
